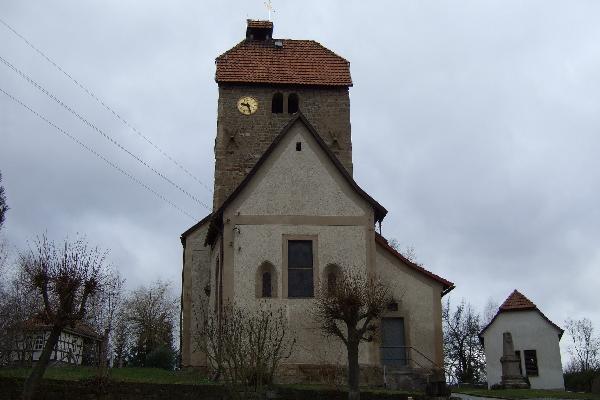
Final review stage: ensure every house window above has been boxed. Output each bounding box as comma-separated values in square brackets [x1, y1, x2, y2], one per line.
[524, 349, 539, 376]
[288, 240, 313, 297]
[256, 261, 277, 298]
[272, 93, 283, 113]
[34, 334, 44, 351]
[288, 93, 299, 113]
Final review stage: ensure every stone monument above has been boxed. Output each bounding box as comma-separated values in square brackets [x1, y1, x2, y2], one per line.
[500, 332, 529, 389]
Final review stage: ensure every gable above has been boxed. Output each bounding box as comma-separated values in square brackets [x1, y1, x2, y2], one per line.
[229, 120, 368, 217]
[205, 113, 387, 246]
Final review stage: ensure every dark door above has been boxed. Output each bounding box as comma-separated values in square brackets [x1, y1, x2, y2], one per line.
[380, 317, 407, 367]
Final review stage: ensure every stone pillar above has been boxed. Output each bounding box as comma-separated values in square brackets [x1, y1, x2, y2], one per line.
[500, 332, 529, 389]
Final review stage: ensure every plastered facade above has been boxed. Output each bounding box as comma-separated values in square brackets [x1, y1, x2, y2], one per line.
[181, 120, 447, 375]
[481, 310, 564, 390]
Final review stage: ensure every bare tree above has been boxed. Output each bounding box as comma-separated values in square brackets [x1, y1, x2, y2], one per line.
[123, 280, 178, 369]
[195, 301, 296, 399]
[313, 269, 391, 400]
[387, 238, 418, 264]
[565, 318, 600, 373]
[0, 171, 8, 231]
[482, 297, 499, 326]
[85, 270, 125, 375]
[20, 235, 110, 400]
[442, 298, 486, 384]
[0, 248, 42, 367]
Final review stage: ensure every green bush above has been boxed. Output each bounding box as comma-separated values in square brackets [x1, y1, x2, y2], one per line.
[564, 370, 600, 393]
[144, 346, 176, 370]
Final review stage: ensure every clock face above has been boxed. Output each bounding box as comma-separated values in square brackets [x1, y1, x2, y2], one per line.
[237, 96, 258, 115]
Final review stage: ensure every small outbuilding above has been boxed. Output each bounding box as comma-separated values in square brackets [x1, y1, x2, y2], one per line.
[479, 290, 564, 390]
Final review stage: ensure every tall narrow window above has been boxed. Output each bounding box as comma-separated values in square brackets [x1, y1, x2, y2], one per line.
[272, 93, 283, 113]
[256, 261, 277, 298]
[288, 93, 299, 113]
[524, 349, 538, 376]
[327, 272, 337, 295]
[288, 240, 313, 297]
[323, 264, 341, 296]
[262, 271, 272, 298]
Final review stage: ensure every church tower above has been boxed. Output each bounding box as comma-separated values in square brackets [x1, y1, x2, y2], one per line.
[212, 20, 354, 208]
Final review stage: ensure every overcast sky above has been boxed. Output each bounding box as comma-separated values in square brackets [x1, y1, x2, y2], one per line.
[1, 1, 599, 363]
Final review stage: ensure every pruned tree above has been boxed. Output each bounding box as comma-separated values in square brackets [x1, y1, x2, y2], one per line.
[195, 301, 296, 399]
[565, 318, 600, 373]
[0, 171, 8, 231]
[123, 280, 177, 369]
[313, 269, 391, 400]
[442, 298, 486, 384]
[20, 235, 110, 400]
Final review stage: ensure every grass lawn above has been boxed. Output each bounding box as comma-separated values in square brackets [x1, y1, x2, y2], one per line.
[452, 387, 600, 400]
[0, 366, 212, 385]
[0, 367, 425, 397]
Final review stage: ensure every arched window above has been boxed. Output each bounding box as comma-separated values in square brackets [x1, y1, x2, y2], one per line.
[262, 272, 272, 298]
[288, 93, 299, 114]
[272, 93, 283, 113]
[323, 264, 341, 296]
[256, 261, 277, 298]
[327, 272, 337, 295]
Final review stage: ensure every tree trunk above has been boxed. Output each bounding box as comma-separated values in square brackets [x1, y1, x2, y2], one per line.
[98, 329, 109, 378]
[347, 338, 360, 400]
[22, 324, 62, 400]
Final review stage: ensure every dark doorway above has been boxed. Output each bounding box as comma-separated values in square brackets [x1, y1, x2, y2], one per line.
[380, 318, 407, 367]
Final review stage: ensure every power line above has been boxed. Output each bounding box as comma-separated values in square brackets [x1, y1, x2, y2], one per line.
[0, 86, 197, 220]
[0, 54, 211, 211]
[0, 16, 213, 195]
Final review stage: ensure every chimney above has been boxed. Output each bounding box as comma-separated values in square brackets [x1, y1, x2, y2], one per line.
[246, 19, 273, 41]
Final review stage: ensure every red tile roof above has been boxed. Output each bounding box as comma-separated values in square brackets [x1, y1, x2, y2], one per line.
[246, 20, 273, 30]
[216, 39, 352, 87]
[375, 233, 454, 295]
[479, 290, 563, 339]
[500, 289, 537, 311]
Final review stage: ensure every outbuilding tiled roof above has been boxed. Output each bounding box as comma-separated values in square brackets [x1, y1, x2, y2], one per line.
[216, 39, 352, 87]
[499, 290, 537, 311]
[479, 290, 564, 340]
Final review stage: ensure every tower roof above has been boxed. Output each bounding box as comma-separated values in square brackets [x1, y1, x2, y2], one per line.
[216, 21, 352, 87]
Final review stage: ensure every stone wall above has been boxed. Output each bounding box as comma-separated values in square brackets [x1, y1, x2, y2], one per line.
[0, 377, 426, 400]
[213, 84, 352, 208]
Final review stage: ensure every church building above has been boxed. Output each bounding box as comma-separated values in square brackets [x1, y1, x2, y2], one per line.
[180, 20, 454, 386]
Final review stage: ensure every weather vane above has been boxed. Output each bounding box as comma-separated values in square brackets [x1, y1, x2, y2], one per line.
[264, 0, 275, 21]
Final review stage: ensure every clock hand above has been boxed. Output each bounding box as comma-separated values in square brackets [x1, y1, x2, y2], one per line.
[242, 102, 251, 112]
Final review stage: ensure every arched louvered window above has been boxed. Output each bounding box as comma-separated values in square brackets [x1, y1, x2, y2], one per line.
[272, 93, 283, 113]
[288, 93, 299, 113]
